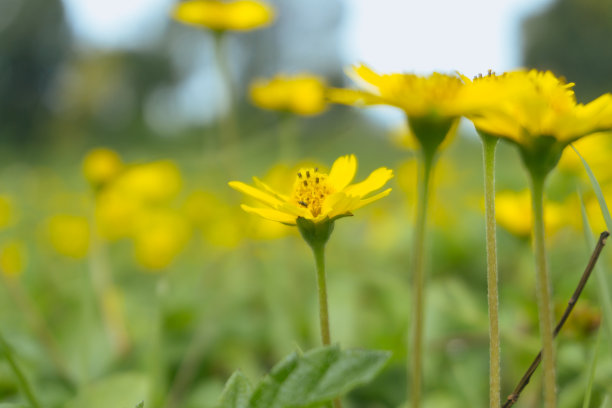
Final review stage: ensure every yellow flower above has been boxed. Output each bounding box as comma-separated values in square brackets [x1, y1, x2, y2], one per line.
[0, 240, 26, 277]
[229, 154, 393, 225]
[250, 74, 327, 116]
[0, 195, 14, 229]
[114, 160, 182, 203]
[495, 189, 568, 238]
[467, 70, 612, 174]
[329, 64, 470, 117]
[82, 147, 123, 189]
[173, 0, 275, 32]
[329, 64, 471, 155]
[132, 209, 191, 271]
[47, 215, 90, 259]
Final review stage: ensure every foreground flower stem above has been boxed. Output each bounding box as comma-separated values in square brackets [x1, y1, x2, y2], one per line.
[410, 150, 434, 408]
[213, 32, 238, 148]
[529, 173, 557, 408]
[481, 134, 500, 408]
[0, 330, 42, 408]
[312, 245, 331, 345]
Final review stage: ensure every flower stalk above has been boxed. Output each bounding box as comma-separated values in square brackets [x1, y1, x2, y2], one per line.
[481, 133, 500, 408]
[529, 172, 557, 408]
[410, 148, 434, 408]
[213, 32, 238, 148]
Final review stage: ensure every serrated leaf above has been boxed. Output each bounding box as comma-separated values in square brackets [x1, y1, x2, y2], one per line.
[250, 345, 390, 408]
[217, 371, 253, 408]
[64, 372, 149, 408]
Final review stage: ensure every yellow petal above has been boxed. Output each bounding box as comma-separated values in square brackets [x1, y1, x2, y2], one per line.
[228, 181, 284, 208]
[327, 154, 357, 191]
[252, 177, 289, 201]
[352, 188, 392, 211]
[344, 167, 394, 197]
[323, 192, 361, 220]
[241, 205, 296, 225]
[326, 88, 384, 106]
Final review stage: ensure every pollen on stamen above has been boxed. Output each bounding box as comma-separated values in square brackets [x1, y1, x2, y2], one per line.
[306, 171, 310, 178]
[298, 200, 308, 207]
[303, 180, 308, 186]
[297, 172, 302, 178]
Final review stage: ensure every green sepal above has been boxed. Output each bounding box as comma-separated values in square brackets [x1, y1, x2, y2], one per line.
[517, 135, 564, 180]
[296, 217, 335, 250]
[408, 114, 457, 161]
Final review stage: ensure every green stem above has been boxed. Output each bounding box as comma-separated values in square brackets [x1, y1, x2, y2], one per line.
[312, 245, 342, 408]
[213, 32, 238, 148]
[312, 245, 331, 346]
[529, 174, 557, 408]
[481, 135, 500, 408]
[0, 330, 42, 408]
[410, 150, 434, 408]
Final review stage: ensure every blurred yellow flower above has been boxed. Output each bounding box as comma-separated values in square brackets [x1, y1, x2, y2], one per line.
[250, 74, 327, 116]
[0, 195, 14, 229]
[558, 132, 612, 184]
[183, 190, 245, 247]
[95, 188, 141, 240]
[82, 147, 123, 189]
[173, 0, 275, 32]
[115, 160, 182, 203]
[0, 240, 26, 277]
[495, 189, 568, 238]
[47, 214, 90, 259]
[229, 154, 393, 225]
[133, 210, 191, 271]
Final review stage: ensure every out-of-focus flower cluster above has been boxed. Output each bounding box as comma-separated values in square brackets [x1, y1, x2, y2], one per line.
[39, 148, 298, 272]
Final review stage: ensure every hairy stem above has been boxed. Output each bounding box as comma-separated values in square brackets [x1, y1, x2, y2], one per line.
[410, 151, 434, 408]
[530, 174, 557, 408]
[482, 135, 500, 408]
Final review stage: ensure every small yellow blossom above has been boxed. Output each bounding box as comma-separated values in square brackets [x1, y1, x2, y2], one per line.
[82, 148, 123, 189]
[495, 189, 568, 238]
[47, 215, 90, 259]
[229, 154, 393, 225]
[183, 190, 245, 247]
[173, 0, 275, 32]
[133, 210, 191, 271]
[466, 70, 612, 173]
[0, 195, 14, 229]
[329, 64, 468, 118]
[250, 74, 327, 116]
[114, 160, 182, 203]
[0, 240, 26, 277]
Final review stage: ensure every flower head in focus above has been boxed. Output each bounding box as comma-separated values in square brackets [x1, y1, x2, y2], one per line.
[229, 154, 393, 226]
[466, 69, 612, 176]
[173, 0, 275, 32]
[250, 74, 327, 116]
[329, 64, 470, 156]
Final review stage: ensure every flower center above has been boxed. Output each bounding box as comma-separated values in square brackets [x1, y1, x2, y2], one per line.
[292, 168, 333, 217]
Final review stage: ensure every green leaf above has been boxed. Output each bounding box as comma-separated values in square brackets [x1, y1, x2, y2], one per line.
[0, 404, 30, 408]
[250, 345, 391, 408]
[135, 403, 144, 408]
[571, 144, 612, 229]
[217, 371, 253, 408]
[64, 372, 149, 408]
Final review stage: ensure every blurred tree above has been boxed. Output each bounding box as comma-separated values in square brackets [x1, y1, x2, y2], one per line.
[522, 0, 612, 102]
[0, 0, 69, 145]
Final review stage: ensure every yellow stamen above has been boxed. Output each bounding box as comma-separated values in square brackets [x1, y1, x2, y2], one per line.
[292, 168, 334, 217]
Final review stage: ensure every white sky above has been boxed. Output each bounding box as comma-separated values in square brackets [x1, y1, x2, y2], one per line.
[62, 0, 553, 73]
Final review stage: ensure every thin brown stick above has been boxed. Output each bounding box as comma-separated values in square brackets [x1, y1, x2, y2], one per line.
[502, 231, 609, 408]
